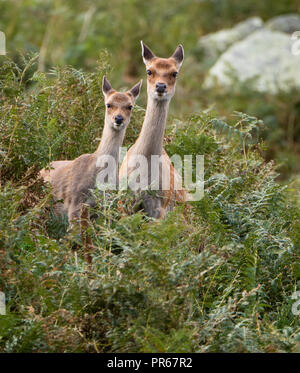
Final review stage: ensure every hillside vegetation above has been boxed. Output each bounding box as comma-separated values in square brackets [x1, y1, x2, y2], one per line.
[6, 0, 300, 176]
[0, 55, 300, 352]
[1, 0, 300, 175]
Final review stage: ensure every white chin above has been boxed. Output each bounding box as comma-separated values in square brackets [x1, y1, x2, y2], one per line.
[154, 91, 168, 100]
[113, 123, 124, 131]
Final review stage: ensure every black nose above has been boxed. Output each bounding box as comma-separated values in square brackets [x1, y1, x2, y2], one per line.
[156, 82, 167, 93]
[115, 115, 124, 124]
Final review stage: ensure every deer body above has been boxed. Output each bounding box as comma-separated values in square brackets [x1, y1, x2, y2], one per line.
[40, 77, 142, 223]
[119, 42, 188, 218]
[41, 128, 125, 221]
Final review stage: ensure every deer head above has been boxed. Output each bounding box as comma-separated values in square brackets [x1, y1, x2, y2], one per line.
[141, 41, 184, 101]
[102, 76, 142, 131]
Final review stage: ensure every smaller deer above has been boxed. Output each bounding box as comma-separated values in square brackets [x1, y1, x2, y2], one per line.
[40, 76, 142, 261]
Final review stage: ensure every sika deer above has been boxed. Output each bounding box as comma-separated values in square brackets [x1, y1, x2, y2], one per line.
[40, 76, 142, 261]
[119, 42, 189, 218]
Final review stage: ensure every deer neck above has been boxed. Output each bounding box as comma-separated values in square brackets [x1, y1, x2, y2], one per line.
[94, 118, 125, 163]
[134, 96, 170, 157]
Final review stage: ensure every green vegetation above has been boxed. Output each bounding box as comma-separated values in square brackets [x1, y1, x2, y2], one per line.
[0, 55, 300, 352]
[2, 0, 300, 176]
[2, 0, 299, 72]
[1, 0, 300, 353]
[1, 1, 300, 174]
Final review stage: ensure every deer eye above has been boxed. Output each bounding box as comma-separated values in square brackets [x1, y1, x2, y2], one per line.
[172, 72, 178, 78]
[128, 105, 133, 110]
[106, 103, 111, 108]
[147, 70, 152, 76]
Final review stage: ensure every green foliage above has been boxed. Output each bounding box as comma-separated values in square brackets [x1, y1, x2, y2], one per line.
[201, 80, 300, 179]
[0, 59, 299, 352]
[0, 53, 143, 182]
[1, 0, 300, 178]
[1, 0, 298, 72]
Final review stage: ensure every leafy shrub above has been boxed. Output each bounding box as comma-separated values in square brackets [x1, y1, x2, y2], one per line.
[1, 0, 300, 179]
[0, 57, 299, 352]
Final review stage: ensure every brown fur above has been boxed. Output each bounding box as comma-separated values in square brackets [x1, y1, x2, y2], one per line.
[119, 42, 189, 219]
[146, 58, 178, 90]
[40, 77, 141, 261]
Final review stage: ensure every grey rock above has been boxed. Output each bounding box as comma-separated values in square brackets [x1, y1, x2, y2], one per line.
[197, 17, 263, 66]
[204, 29, 300, 94]
[266, 14, 300, 34]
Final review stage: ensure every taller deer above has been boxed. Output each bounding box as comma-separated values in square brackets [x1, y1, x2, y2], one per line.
[119, 42, 189, 218]
[40, 77, 142, 261]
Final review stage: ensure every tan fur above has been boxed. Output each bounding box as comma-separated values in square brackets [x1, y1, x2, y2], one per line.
[119, 43, 189, 219]
[146, 58, 178, 93]
[40, 77, 141, 261]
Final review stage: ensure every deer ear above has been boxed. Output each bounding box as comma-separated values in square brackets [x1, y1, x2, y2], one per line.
[129, 80, 142, 101]
[102, 76, 113, 96]
[171, 44, 184, 67]
[141, 41, 155, 64]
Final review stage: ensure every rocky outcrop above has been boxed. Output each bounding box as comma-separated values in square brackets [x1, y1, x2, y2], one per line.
[204, 28, 300, 94]
[196, 17, 263, 67]
[266, 14, 300, 34]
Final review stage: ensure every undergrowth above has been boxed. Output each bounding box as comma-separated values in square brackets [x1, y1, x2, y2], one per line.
[0, 55, 299, 352]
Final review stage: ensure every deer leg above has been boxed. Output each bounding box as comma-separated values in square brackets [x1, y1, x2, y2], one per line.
[141, 192, 163, 219]
[80, 204, 92, 264]
[68, 204, 92, 264]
